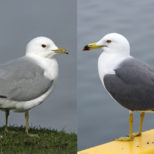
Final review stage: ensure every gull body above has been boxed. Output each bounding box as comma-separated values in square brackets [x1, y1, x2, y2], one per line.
[83, 33, 154, 141]
[0, 36, 68, 135]
[0, 56, 58, 112]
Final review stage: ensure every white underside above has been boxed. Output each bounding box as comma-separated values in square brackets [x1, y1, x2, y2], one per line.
[131, 110, 154, 113]
[0, 54, 58, 112]
[0, 86, 54, 112]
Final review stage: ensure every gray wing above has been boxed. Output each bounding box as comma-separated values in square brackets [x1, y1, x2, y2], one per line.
[104, 58, 154, 111]
[0, 57, 53, 101]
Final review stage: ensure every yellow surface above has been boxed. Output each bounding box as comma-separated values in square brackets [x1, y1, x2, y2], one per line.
[78, 130, 154, 154]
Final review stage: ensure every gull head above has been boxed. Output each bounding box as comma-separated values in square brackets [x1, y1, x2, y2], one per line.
[26, 36, 68, 58]
[83, 33, 130, 56]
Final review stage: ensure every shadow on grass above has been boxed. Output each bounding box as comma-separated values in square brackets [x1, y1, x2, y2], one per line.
[0, 126, 77, 154]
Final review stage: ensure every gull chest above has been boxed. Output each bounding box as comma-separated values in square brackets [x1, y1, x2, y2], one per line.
[42, 59, 59, 80]
[98, 52, 126, 84]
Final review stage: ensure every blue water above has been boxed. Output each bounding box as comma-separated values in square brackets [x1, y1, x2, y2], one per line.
[78, 0, 154, 150]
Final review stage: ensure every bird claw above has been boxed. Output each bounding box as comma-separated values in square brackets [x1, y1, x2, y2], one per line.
[115, 136, 134, 141]
[133, 132, 141, 137]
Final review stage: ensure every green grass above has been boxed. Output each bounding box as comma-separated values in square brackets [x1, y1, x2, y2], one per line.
[0, 126, 77, 154]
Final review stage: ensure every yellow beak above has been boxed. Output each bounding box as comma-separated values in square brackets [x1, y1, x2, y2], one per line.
[83, 43, 106, 51]
[53, 48, 69, 54]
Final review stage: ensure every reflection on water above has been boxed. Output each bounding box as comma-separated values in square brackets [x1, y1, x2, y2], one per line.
[78, 0, 154, 150]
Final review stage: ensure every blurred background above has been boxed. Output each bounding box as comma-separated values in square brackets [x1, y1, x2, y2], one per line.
[78, 0, 154, 150]
[0, 0, 76, 133]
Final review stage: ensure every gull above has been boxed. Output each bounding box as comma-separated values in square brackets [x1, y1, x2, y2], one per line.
[83, 33, 154, 141]
[0, 36, 68, 136]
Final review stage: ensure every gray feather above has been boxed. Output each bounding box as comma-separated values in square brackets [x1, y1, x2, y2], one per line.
[0, 56, 53, 101]
[104, 58, 154, 111]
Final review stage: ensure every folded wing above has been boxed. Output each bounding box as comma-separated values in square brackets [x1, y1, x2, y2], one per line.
[104, 58, 154, 111]
[0, 57, 53, 101]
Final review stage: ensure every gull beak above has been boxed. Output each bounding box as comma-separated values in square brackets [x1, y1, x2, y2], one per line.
[83, 43, 106, 51]
[53, 48, 69, 54]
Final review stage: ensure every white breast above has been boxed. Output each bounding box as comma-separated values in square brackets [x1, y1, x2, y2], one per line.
[98, 51, 129, 85]
[28, 55, 59, 80]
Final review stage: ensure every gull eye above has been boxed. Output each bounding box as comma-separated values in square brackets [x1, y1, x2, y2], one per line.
[41, 44, 47, 48]
[106, 40, 112, 43]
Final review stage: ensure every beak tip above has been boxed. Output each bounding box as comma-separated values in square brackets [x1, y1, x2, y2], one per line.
[83, 45, 90, 51]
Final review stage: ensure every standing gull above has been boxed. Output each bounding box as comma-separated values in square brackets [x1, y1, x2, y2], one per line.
[0, 36, 68, 136]
[83, 33, 154, 141]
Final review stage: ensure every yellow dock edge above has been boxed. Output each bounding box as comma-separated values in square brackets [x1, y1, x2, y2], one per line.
[78, 129, 154, 154]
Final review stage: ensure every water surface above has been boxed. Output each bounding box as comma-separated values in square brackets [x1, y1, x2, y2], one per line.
[78, 0, 154, 150]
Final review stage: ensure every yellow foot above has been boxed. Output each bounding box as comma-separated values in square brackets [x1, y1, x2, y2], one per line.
[115, 136, 134, 141]
[26, 133, 39, 138]
[133, 132, 141, 137]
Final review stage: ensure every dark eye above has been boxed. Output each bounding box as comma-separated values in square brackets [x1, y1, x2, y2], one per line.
[106, 40, 112, 43]
[41, 44, 46, 48]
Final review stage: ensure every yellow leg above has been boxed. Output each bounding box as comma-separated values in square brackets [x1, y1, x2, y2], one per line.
[115, 111, 134, 141]
[133, 112, 145, 137]
[5, 110, 9, 132]
[25, 111, 39, 137]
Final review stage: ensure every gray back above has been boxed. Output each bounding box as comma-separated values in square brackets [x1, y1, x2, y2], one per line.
[0, 57, 53, 101]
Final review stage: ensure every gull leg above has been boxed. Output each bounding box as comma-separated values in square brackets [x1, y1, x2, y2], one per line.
[133, 112, 145, 137]
[115, 111, 134, 141]
[25, 111, 39, 137]
[5, 110, 9, 132]
[25, 111, 29, 134]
